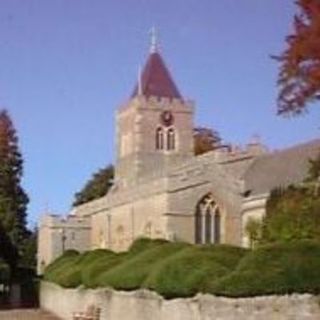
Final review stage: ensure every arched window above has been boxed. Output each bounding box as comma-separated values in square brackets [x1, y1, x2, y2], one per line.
[195, 206, 202, 244]
[156, 127, 164, 150]
[214, 210, 221, 244]
[167, 128, 175, 150]
[205, 208, 212, 244]
[194, 194, 221, 244]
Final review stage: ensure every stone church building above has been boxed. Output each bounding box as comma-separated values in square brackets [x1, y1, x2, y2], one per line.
[37, 40, 320, 274]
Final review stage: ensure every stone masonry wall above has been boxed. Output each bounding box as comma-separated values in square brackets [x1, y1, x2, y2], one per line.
[40, 282, 320, 320]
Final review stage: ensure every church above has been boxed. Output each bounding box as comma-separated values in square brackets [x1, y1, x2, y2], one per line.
[37, 36, 320, 274]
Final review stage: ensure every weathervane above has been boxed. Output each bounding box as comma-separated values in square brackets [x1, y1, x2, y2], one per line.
[150, 26, 159, 53]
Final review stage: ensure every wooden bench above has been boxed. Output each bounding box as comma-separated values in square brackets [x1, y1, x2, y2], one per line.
[72, 305, 101, 320]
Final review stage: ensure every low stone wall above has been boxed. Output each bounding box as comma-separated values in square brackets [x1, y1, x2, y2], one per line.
[40, 282, 320, 320]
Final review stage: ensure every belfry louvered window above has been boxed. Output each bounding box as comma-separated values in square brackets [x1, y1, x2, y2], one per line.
[167, 128, 175, 150]
[156, 127, 164, 150]
[156, 127, 176, 151]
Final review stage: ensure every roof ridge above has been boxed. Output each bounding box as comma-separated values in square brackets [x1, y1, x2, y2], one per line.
[241, 138, 320, 180]
[242, 138, 320, 195]
[262, 138, 320, 158]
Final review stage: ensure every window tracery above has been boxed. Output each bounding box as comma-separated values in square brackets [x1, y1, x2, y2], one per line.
[195, 194, 221, 244]
[155, 126, 176, 151]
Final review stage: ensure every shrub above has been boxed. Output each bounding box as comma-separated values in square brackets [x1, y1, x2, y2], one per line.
[44, 249, 79, 275]
[262, 186, 320, 243]
[144, 245, 247, 299]
[51, 249, 114, 288]
[208, 240, 320, 297]
[128, 237, 169, 254]
[82, 239, 170, 289]
[82, 252, 125, 288]
[95, 242, 189, 290]
[43, 239, 320, 298]
[43, 250, 79, 283]
[43, 240, 170, 289]
[78, 249, 114, 264]
[245, 218, 262, 248]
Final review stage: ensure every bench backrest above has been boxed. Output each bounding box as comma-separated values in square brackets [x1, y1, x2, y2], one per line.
[86, 305, 101, 319]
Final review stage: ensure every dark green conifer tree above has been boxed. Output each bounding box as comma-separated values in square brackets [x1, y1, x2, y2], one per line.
[0, 110, 29, 255]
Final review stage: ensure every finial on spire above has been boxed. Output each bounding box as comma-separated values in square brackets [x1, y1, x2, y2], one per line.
[150, 26, 159, 53]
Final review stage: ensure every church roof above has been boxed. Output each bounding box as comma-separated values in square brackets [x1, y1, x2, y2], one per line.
[131, 51, 182, 99]
[244, 139, 320, 195]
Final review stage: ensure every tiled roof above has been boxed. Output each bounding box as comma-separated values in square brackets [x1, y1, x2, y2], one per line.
[131, 52, 182, 99]
[243, 139, 320, 195]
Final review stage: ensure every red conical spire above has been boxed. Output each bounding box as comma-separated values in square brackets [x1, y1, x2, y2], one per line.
[131, 29, 182, 99]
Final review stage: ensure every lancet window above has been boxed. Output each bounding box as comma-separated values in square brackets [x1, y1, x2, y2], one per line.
[155, 127, 176, 151]
[195, 194, 221, 244]
[156, 127, 164, 150]
[167, 128, 175, 150]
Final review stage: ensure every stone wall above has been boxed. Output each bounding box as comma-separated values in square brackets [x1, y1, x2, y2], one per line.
[40, 282, 320, 320]
[90, 191, 169, 252]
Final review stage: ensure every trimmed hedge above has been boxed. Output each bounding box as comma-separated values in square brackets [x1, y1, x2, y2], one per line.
[96, 242, 189, 291]
[43, 239, 320, 298]
[83, 238, 171, 289]
[128, 237, 169, 254]
[82, 253, 126, 288]
[43, 250, 79, 284]
[208, 240, 320, 297]
[44, 249, 115, 288]
[144, 245, 247, 298]
[43, 239, 171, 289]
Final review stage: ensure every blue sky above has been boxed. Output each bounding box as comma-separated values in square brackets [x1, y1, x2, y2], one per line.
[0, 0, 319, 226]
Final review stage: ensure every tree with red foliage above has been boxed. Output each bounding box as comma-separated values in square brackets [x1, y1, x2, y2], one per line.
[193, 127, 221, 156]
[276, 0, 320, 115]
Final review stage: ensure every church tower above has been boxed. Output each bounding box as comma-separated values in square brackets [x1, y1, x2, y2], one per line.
[115, 32, 194, 186]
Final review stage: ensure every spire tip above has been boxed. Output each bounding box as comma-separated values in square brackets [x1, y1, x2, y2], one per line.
[150, 26, 159, 53]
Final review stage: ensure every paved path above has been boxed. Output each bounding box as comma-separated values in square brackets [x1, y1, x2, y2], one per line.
[0, 309, 61, 319]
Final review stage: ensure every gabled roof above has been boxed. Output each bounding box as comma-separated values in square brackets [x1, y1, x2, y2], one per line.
[131, 51, 182, 99]
[243, 139, 320, 195]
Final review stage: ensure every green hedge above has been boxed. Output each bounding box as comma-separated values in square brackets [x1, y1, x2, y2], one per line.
[208, 240, 320, 297]
[128, 237, 170, 254]
[96, 242, 189, 291]
[44, 249, 115, 288]
[43, 239, 320, 298]
[43, 239, 171, 289]
[44, 252, 80, 287]
[83, 238, 172, 289]
[144, 244, 247, 298]
[82, 253, 126, 288]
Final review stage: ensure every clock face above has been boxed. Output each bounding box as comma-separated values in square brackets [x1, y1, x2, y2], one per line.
[160, 111, 174, 126]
